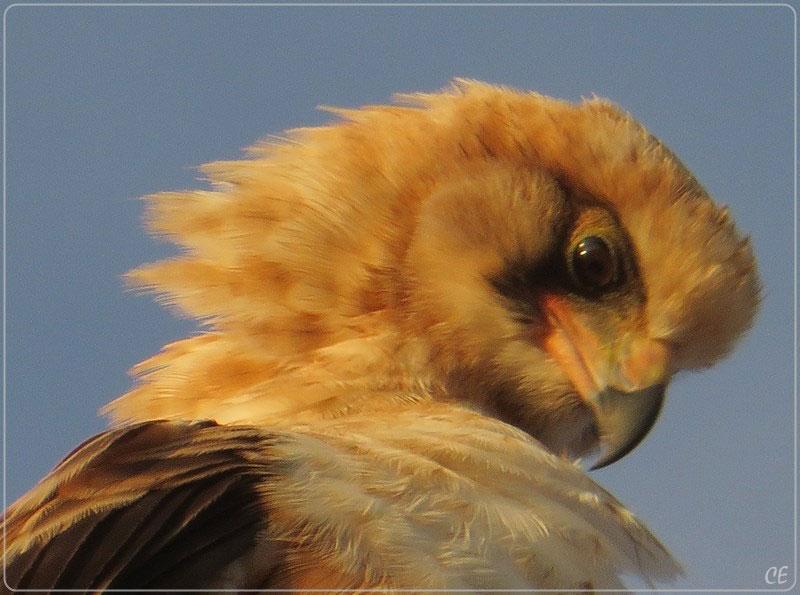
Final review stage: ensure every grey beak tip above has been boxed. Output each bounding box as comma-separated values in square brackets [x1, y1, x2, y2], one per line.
[589, 383, 667, 470]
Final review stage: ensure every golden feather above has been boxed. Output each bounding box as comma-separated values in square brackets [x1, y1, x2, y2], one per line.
[3, 81, 758, 591]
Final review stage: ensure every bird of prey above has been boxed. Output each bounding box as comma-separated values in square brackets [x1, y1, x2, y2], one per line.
[3, 80, 759, 591]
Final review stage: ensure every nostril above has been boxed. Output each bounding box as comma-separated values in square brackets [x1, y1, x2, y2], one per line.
[616, 339, 671, 391]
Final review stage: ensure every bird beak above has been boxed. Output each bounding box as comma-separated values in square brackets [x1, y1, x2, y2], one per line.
[539, 295, 671, 469]
[589, 383, 666, 469]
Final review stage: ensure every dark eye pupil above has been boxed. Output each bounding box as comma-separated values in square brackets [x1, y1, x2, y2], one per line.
[571, 236, 615, 289]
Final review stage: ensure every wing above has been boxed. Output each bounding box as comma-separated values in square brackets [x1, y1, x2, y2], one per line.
[2, 407, 681, 591]
[2, 420, 283, 591]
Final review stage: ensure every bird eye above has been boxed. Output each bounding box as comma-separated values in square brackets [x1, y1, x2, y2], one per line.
[569, 236, 617, 291]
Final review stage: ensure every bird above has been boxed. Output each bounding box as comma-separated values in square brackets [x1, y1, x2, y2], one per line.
[2, 80, 759, 591]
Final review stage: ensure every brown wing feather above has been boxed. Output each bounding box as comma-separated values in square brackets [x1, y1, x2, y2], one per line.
[2, 420, 284, 591]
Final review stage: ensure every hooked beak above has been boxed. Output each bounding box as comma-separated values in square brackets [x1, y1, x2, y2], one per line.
[589, 383, 666, 469]
[540, 295, 671, 468]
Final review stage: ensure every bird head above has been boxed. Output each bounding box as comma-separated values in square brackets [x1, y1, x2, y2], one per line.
[113, 80, 759, 467]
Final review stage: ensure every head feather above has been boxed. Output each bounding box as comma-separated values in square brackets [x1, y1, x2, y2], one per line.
[108, 80, 759, 424]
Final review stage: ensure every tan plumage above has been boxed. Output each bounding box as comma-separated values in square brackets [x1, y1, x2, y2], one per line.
[2, 80, 759, 591]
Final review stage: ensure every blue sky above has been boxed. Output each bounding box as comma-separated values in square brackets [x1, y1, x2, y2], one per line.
[3, 3, 795, 590]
